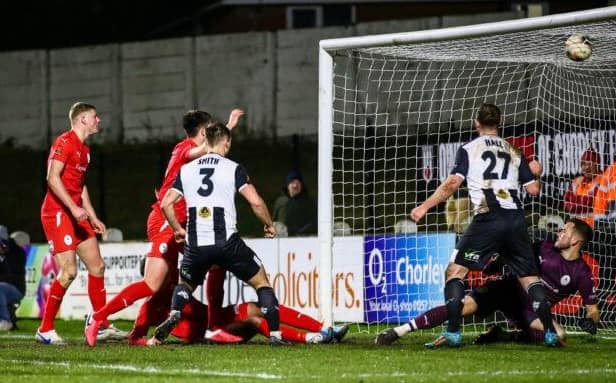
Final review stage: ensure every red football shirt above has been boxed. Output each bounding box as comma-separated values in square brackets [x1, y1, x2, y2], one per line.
[41, 130, 90, 215]
[153, 138, 197, 222]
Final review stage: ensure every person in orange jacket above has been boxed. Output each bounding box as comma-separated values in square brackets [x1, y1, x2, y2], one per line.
[563, 148, 602, 228]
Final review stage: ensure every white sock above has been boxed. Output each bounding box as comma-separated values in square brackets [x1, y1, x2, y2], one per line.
[393, 323, 412, 337]
[270, 330, 282, 339]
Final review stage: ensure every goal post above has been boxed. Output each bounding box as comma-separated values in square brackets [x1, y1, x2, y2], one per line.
[319, 6, 616, 331]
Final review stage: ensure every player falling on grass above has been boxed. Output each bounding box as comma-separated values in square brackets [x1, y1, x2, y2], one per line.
[37, 102, 126, 345]
[376, 218, 600, 346]
[135, 267, 348, 345]
[147, 121, 289, 345]
[409, 103, 560, 347]
[83, 109, 243, 347]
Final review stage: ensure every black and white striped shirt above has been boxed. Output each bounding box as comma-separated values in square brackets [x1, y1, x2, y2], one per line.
[172, 153, 250, 247]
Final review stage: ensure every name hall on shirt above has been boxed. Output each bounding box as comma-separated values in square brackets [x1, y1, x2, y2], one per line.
[485, 138, 503, 148]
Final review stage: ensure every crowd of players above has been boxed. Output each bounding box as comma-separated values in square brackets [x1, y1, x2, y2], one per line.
[35, 101, 600, 348]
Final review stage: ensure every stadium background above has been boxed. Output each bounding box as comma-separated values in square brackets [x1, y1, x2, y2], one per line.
[1, 1, 610, 242]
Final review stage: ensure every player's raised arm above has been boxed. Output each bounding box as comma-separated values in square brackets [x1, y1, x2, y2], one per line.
[240, 184, 276, 238]
[523, 159, 543, 196]
[47, 159, 88, 221]
[186, 109, 245, 161]
[226, 108, 244, 130]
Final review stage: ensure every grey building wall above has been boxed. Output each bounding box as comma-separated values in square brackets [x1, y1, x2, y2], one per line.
[0, 11, 523, 148]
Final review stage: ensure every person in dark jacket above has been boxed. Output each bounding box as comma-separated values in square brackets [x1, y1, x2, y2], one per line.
[0, 227, 26, 331]
[272, 170, 317, 236]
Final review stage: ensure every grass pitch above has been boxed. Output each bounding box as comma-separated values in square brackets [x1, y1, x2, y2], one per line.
[1, 319, 615, 382]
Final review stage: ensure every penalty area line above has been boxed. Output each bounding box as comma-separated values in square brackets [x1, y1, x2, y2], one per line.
[1, 359, 282, 380]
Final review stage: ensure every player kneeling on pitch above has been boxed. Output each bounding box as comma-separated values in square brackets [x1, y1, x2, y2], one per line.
[149, 121, 288, 345]
[376, 218, 599, 346]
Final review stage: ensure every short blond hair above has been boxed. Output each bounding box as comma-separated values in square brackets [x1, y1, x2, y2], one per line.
[69, 102, 96, 123]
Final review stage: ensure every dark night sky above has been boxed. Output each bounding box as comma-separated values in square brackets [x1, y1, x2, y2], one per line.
[0, 1, 217, 51]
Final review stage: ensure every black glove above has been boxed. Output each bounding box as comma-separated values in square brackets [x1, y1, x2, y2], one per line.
[578, 317, 598, 335]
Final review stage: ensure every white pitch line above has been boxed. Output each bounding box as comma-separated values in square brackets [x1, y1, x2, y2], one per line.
[4, 358, 616, 380]
[0, 334, 34, 339]
[1, 359, 282, 380]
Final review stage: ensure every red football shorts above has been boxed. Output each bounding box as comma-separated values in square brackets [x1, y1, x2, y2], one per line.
[41, 211, 95, 255]
[146, 208, 183, 263]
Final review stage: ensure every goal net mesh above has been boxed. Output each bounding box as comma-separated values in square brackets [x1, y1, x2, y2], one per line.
[330, 19, 616, 334]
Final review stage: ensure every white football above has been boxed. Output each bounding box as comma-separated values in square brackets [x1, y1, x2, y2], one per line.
[565, 34, 592, 61]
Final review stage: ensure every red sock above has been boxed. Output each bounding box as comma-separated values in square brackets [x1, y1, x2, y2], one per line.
[257, 317, 270, 336]
[206, 267, 226, 328]
[280, 325, 307, 343]
[130, 288, 172, 339]
[279, 305, 323, 332]
[40, 280, 67, 332]
[171, 316, 206, 342]
[88, 274, 107, 312]
[93, 280, 153, 321]
[182, 298, 207, 322]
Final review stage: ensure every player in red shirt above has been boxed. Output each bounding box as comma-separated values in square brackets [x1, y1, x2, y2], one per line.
[132, 267, 348, 345]
[37, 102, 125, 345]
[85, 108, 243, 346]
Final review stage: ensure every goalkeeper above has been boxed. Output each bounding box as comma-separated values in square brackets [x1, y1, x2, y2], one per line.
[376, 218, 600, 346]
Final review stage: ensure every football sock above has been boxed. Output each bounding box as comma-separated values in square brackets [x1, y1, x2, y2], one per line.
[280, 325, 307, 343]
[181, 298, 207, 322]
[40, 280, 67, 332]
[444, 278, 465, 333]
[527, 281, 556, 333]
[130, 289, 173, 339]
[87, 274, 107, 312]
[279, 305, 323, 332]
[394, 305, 449, 336]
[206, 267, 226, 328]
[93, 280, 153, 321]
[256, 286, 280, 332]
[171, 284, 192, 312]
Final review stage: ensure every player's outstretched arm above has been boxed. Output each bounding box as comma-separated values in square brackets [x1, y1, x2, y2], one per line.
[410, 175, 463, 222]
[47, 159, 88, 221]
[239, 184, 276, 238]
[226, 108, 244, 130]
[186, 109, 245, 161]
[161, 189, 185, 242]
[81, 186, 106, 234]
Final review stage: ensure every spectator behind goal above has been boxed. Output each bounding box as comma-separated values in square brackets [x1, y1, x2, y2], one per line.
[563, 148, 601, 228]
[272, 170, 317, 236]
[0, 225, 26, 331]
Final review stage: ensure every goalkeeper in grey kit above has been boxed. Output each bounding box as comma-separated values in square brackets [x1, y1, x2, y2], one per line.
[376, 218, 600, 345]
[408, 103, 560, 347]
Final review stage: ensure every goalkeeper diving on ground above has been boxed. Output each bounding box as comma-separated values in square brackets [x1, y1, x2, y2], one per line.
[376, 218, 599, 346]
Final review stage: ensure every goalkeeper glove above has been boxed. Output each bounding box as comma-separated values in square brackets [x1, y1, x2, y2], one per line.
[578, 317, 598, 335]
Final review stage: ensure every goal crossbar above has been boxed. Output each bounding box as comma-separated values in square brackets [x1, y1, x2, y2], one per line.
[318, 6, 616, 326]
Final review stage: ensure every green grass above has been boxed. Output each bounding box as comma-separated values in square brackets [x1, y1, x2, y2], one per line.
[1, 319, 615, 383]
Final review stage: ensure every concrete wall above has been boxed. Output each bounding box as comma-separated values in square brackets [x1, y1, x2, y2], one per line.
[0, 50, 47, 148]
[49, 45, 119, 145]
[0, 11, 523, 148]
[121, 38, 193, 142]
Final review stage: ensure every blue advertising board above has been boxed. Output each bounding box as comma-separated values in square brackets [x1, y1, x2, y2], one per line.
[364, 233, 456, 323]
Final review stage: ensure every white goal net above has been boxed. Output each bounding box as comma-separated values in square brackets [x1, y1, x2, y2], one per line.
[319, 8, 616, 335]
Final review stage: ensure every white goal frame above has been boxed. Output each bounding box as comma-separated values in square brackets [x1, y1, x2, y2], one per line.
[318, 6, 616, 326]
